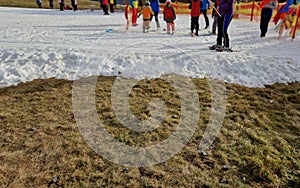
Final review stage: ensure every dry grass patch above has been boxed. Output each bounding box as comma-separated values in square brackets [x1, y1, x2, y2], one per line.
[0, 76, 299, 187]
[0, 0, 101, 9]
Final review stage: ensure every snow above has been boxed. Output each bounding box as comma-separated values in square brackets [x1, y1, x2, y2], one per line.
[0, 7, 299, 88]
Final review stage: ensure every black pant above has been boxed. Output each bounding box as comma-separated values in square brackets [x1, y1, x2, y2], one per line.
[191, 16, 199, 35]
[110, 3, 114, 13]
[71, 0, 78, 11]
[49, 0, 53, 9]
[200, 9, 209, 27]
[103, 4, 109, 15]
[150, 12, 160, 28]
[150, 12, 159, 22]
[59, 0, 64, 11]
[260, 8, 272, 37]
[217, 14, 232, 47]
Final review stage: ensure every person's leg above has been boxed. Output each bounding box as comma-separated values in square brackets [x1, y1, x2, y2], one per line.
[110, 3, 114, 13]
[191, 17, 195, 33]
[60, 1, 64, 11]
[212, 16, 218, 34]
[155, 13, 160, 29]
[73, 4, 78, 11]
[195, 16, 199, 36]
[217, 15, 224, 46]
[167, 22, 171, 33]
[263, 8, 272, 37]
[171, 22, 175, 33]
[143, 20, 146, 32]
[104, 5, 109, 15]
[71, 0, 78, 11]
[260, 8, 266, 37]
[49, 0, 53, 9]
[203, 10, 209, 28]
[146, 20, 151, 31]
[223, 14, 233, 47]
[132, 8, 138, 25]
[260, 8, 272, 37]
[36, 0, 43, 8]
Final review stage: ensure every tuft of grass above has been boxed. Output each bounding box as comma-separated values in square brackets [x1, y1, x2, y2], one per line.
[0, 76, 299, 187]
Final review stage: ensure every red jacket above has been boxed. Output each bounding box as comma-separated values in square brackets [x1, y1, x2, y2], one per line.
[103, 0, 109, 5]
[163, 4, 176, 22]
[190, 0, 201, 17]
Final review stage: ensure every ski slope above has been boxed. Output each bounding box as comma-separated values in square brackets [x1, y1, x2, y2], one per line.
[0, 7, 299, 88]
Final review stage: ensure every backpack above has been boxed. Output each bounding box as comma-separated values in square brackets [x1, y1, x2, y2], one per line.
[264, 0, 277, 9]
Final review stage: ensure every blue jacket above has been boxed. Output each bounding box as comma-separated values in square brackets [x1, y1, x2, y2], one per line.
[200, 0, 210, 10]
[150, 0, 160, 13]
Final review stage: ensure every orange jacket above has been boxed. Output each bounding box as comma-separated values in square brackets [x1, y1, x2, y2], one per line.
[140, 6, 154, 19]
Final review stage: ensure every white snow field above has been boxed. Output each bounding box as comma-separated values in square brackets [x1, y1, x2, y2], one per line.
[0, 7, 299, 88]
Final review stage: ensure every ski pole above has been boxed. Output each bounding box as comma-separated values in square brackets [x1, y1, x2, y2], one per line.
[208, 0, 222, 17]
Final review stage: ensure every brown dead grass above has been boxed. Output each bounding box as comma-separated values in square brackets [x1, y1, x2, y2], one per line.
[0, 76, 299, 187]
[0, 0, 101, 10]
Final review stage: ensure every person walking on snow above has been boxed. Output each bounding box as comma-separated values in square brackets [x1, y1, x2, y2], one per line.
[101, 0, 110, 15]
[139, 1, 154, 33]
[58, 0, 64, 11]
[130, 0, 139, 26]
[71, 0, 78, 11]
[163, 0, 176, 34]
[149, 0, 160, 30]
[189, 0, 201, 36]
[109, 0, 115, 13]
[209, 0, 234, 50]
[258, 0, 277, 37]
[200, 0, 210, 29]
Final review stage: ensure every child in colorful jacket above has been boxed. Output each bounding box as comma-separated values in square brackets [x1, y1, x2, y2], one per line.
[139, 1, 155, 33]
[189, 0, 201, 36]
[163, 0, 176, 34]
[130, 0, 139, 26]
